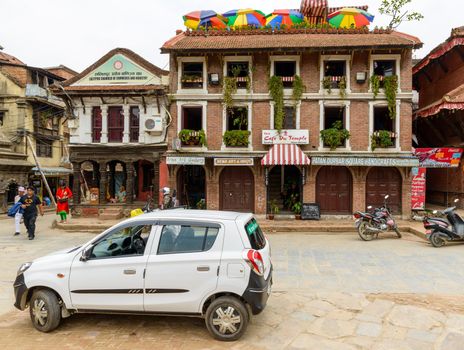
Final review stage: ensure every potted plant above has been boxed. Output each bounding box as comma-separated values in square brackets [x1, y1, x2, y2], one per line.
[223, 130, 250, 147]
[320, 120, 351, 150]
[321, 76, 332, 94]
[268, 199, 279, 220]
[292, 201, 302, 220]
[196, 199, 206, 209]
[371, 130, 395, 150]
[178, 129, 207, 147]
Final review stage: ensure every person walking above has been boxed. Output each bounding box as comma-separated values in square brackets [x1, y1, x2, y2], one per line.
[56, 180, 72, 223]
[13, 186, 25, 236]
[19, 186, 44, 240]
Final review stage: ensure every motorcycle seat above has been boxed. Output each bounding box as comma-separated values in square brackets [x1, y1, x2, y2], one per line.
[428, 217, 448, 225]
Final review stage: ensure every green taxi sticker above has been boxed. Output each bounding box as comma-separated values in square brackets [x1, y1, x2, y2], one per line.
[246, 221, 259, 235]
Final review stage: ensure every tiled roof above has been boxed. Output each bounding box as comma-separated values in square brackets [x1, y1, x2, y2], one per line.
[161, 28, 422, 53]
[0, 51, 24, 65]
[415, 84, 464, 118]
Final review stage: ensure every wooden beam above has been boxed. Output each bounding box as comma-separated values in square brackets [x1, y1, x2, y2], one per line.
[80, 97, 85, 114]
[454, 114, 464, 142]
[456, 46, 464, 62]
[437, 59, 449, 73]
[424, 118, 446, 145]
[420, 69, 433, 83]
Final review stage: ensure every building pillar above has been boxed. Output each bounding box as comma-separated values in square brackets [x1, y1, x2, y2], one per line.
[401, 167, 412, 219]
[99, 162, 108, 204]
[206, 166, 219, 211]
[153, 161, 160, 207]
[352, 167, 367, 213]
[303, 166, 319, 203]
[254, 165, 266, 215]
[123, 105, 130, 143]
[101, 105, 108, 143]
[72, 162, 81, 206]
[126, 163, 134, 204]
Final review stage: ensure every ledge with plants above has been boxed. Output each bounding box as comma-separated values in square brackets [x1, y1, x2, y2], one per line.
[321, 76, 347, 98]
[370, 75, 398, 119]
[320, 120, 350, 150]
[180, 75, 203, 83]
[371, 130, 396, 150]
[223, 130, 251, 147]
[179, 129, 207, 147]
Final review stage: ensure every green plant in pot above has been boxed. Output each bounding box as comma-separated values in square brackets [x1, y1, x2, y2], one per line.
[223, 130, 250, 147]
[268, 199, 280, 220]
[196, 199, 206, 210]
[178, 129, 207, 147]
[321, 76, 332, 94]
[320, 120, 350, 150]
[338, 76, 347, 99]
[371, 130, 395, 150]
[292, 201, 302, 220]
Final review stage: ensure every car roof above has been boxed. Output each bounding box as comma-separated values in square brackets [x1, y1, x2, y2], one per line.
[134, 209, 251, 222]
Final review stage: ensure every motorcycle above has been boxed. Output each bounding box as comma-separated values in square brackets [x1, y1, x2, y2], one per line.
[353, 195, 401, 241]
[423, 199, 464, 248]
[161, 187, 177, 209]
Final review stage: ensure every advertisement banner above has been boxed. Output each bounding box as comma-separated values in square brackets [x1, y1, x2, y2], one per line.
[415, 148, 463, 168]
[411, 167, 426, 210]
[262, 129, 309, 144]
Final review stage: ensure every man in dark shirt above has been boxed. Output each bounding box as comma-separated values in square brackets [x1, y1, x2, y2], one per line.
[19, 186, 44, 240]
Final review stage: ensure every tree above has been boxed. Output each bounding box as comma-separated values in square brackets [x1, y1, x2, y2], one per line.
[379, 0, 424, 29]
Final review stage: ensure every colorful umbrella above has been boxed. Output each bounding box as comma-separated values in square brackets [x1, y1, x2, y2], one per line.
[327, 7, 374, 28]
[223, 9, 266, 28]
[265, 9, 305, 29]
[183, 10, 228, 29]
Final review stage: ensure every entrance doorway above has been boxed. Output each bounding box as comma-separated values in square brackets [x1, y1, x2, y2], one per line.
[220, 167, 254, 212]
[268, 165, 302, 214]
[366, 167, 402, 214]
[177, 165, 206, 209]
[134, 160, 154, 202]
[316, 166, 352, 214]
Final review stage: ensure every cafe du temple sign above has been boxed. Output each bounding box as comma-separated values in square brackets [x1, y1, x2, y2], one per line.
[262, 129, 309, 145]
[74, 54, 160, 86]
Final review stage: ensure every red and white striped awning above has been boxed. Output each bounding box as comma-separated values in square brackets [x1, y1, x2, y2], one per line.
[261, 144, 311, 166]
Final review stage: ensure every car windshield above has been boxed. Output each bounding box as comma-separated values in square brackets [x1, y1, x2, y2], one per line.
[244, 218, 266, 250]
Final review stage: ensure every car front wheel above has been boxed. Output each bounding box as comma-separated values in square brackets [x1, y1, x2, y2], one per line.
[29, 289, 61, 332]
[205, 296, 249, 341]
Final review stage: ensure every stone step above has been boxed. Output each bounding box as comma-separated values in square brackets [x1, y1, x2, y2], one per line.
[99, 213, 123, 220]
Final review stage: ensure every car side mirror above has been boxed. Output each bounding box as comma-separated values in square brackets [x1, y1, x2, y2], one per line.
[80, 247, 92, 262]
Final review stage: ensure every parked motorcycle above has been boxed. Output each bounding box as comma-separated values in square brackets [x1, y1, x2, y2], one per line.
[161, 187, 176, 209]
[353, 195, 401, 241]
[423, 199, 464, 248]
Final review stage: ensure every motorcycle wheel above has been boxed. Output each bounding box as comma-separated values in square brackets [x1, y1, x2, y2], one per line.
[429, 231, 445, 248]
[394, 228, 402, 238]
[358, 221, 374, 241]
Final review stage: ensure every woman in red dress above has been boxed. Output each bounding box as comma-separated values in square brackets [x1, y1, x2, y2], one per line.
[56, 181, 73, 223]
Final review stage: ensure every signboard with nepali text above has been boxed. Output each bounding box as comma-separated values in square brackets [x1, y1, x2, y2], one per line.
[74, 54, 160, 86]
[415, 148, 463, 168]
[411, 167, 426, 210]
[262, 130, 309, 145]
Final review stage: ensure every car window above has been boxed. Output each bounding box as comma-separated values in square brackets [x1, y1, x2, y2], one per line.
[158, 225, 219, 254]
[91, 224, 153, 259]
[245, 218, 266, 250]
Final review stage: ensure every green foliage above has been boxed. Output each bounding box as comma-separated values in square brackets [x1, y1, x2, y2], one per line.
[379, 0, 424, 29]
[370, 75, 381, 98]
[223, 76, 237, 109]
[269, 76, 284, 131]
[292, 201, 302, 215]
[269, 199, 280, 215]
[292, 75, 305, 105]
[178, 129, 207, 147]
[223, 130, 251, 147]
[196, 199, 206, 209]
[320, 120, 351, 150]
[321, 76, 332, 94]
[384, 75, 398, 119]
[371, 130, 395, 150]
[339, 76, 347, 99]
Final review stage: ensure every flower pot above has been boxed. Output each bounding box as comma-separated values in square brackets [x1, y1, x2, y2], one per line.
[295, 214, 301, 220]
[268, 214, 275, 220]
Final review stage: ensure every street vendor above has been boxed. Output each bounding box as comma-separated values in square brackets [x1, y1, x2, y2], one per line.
[56, 180, 73, 223]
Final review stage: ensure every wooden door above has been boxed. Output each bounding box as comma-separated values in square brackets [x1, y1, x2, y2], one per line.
[316, 166, 352, 214]
[108, 106, 124, 142]
[366, 167, 402, 214]
[220, 167, 254, 212]
[92, 107, 102, 142]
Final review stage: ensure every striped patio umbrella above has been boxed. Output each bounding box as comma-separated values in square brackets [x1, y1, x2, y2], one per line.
[223, 8, 266, 28]
[183, 10, 228, 29]
[265, 9, 305, 29]
[327, 7, 375, 28]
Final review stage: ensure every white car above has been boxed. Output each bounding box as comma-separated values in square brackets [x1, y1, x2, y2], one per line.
[13, 209, 272, 341]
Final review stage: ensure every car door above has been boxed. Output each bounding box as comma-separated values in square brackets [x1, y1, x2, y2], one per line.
[144, 221, 223, 313]
[69, 222, 155, 311]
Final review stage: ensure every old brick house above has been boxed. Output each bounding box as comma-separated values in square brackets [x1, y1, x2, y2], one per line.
[52, 48, 169, 217]
[413, 27, 464, 207]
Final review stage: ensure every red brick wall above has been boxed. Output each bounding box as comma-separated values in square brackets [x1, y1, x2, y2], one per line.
[350, 101, 369, 151]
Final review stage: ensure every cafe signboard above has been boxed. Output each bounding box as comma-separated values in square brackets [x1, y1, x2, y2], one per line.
[262, 129, 309, 145]
[214, 158, 254, 166]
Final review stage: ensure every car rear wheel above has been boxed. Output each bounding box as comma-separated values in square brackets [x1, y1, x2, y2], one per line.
[29, 289, 61, 332]
[205, 296, 249, 341]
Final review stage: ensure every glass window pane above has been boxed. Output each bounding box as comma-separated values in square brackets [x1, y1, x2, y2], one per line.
[158, 225, 219, 254]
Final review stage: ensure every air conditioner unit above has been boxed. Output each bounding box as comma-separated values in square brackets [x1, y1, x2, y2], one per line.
[144, 116, 163, 134]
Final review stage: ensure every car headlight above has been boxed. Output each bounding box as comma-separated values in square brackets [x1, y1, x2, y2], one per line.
[17, 262, 32, 275]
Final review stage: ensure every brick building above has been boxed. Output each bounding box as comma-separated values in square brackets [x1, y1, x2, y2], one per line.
[52, 48, 169, 218]
[161, 20, 422, 218]
[413, 27, 464, 207]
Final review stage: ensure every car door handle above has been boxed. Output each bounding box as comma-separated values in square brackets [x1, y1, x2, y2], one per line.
[124, 269, 136, 275]
[197, 266, 210, 272]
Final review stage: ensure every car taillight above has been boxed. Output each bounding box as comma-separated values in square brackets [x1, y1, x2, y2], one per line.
[244, 249, 264, 276]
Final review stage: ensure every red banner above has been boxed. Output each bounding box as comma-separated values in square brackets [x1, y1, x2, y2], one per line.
[414, 148, 463, 168]
[411, 167, 426, 210]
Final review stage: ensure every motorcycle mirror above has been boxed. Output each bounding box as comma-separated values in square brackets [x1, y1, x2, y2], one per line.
[367, 206, 373, 209]
[454, 198, 460, 203]
[433, 210, 438, 214]
[384, 195, 390, 199]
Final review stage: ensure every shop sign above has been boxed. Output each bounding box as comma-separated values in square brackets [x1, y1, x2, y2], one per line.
[166, 157, 205, 165]
[411, 167, 426, 210]
[214, 158, 254, 166]
[74, 54, 158, 86]
[311, 157, 419, 167]
[262, 130, 309, 145]
[415, 148, 463, 168]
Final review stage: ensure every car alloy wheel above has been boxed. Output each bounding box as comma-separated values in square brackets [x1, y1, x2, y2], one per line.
[205, 296, 249, 341]
[32, 299, 48, 327]
[212, 306, 242, 335]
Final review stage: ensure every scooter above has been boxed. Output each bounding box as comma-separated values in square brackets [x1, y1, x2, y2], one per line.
[353, 195, 401, 241]
[423, 199, 464, 248]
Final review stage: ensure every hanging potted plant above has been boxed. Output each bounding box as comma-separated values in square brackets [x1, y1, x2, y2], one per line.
[268, 199, 279, 220]
[268, 76, 284, 131]
[369, 75, 381, 98]
[320, 120, 351, 150]
[371, 130, 395, 150]
[384, 75, 398, 118]
[338, 76, 347, 99]
[292, 201, 302, 220]
[178, 129, 207, 147]
[292, 75, 305, 106]
[321, 76, 332, 94]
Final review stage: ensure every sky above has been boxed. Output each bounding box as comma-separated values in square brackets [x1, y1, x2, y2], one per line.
[1, 0, 461, 72]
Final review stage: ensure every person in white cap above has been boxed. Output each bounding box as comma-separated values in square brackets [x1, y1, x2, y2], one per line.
[14, 186, 25, 236]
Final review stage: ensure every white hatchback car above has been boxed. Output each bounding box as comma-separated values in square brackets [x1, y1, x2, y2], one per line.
[14, 210, 272, 341]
